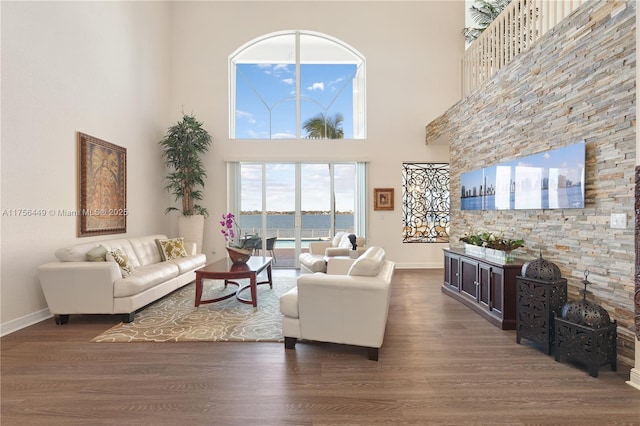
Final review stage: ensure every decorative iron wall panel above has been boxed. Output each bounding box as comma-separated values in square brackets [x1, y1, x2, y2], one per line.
[402, 163, 449, 243]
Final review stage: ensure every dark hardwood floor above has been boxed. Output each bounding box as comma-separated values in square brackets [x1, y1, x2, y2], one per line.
[2, 269, 639, 425]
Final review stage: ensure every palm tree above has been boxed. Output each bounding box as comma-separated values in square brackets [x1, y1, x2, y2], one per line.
[463, 0, 512, 43]
[302, 113, 344, 139]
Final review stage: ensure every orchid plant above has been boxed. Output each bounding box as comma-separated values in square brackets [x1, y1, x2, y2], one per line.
[220, 212, 238, 246]
[220, 212, 261, 251]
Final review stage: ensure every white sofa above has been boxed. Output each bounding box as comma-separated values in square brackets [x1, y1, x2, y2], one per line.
[38, 234, 207, 324]
[280, 246, 395, 360]
[299, 231, 366, 274]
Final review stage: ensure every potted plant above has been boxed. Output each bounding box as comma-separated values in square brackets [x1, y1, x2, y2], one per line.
[460, 228, 524, 263]
[159, 113, 212, 253]
[220, 212, 261, 264]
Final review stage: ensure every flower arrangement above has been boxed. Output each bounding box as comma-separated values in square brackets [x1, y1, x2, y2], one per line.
[220, 212, 239, 247]
[220, 212, 260, 250]
[460, 229, 524, 252]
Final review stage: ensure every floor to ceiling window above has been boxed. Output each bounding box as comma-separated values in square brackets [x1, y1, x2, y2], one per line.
[227, 31, 367, 267]
[227, 162, 367, 268]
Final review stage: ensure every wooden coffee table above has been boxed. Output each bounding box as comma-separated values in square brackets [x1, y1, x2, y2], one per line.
[194, 256, 273, 309]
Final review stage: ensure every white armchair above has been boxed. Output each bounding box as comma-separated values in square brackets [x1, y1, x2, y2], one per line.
[280, 246, 395, 360]
[299, 231, 366, 274]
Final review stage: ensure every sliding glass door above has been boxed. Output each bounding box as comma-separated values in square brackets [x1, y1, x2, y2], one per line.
[230, 162, 364, 268]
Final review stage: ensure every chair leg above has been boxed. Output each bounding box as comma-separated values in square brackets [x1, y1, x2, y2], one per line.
[367, 347, 379, 361]
[284, 337, 297, 349]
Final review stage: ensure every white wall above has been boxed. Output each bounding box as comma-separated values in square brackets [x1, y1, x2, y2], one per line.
[1, 1, 172, 330]
[168, 0, 463, 268]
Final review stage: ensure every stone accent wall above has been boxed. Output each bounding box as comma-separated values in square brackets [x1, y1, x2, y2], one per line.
[636, 166, 640, 342]
[427, 0, 636, 366]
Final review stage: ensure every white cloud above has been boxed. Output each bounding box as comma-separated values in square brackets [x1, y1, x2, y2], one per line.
[307, 82, 325, 91]
[272, 132, 296, 139]
[236, 110, 256, 124]
[282, 78, 294, 85]
[246, 130, 262, 138]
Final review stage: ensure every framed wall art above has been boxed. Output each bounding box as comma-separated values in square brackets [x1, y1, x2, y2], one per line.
[461, 141, 585, 211]
[78, 132, 127, 237]
[374, 188, 394, 211]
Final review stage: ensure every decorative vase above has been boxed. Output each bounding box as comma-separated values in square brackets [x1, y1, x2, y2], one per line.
[226, 246, 252, 264]
[178, 214, 205, 254]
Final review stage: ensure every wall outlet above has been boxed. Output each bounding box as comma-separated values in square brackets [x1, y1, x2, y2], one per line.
[610, 213, 626, 229]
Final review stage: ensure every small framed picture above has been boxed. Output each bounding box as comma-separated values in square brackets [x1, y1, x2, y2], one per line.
[374, 188, 394, 211]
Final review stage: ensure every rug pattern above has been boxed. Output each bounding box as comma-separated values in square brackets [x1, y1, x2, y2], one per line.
[92, 277, 295, 343]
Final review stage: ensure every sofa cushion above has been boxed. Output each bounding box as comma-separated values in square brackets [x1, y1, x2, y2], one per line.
[106, 248, 136, 278]
[156, 237, 188, 261]
[348, 246, 385, 277]
[100, 239, 142, 268]
[55, 242, 109, 262]
[279, 287, 299, 318]
[86, 245, 108, 262]
[167, 253, 207, 274]
[299, 253, 327, 273]
[113, 262, 180, 298]
[130, 234, 167, 266]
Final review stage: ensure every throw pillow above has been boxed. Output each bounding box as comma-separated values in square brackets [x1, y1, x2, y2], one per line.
[106, 248, 135, 278]
[86, 245, 108, 262]
[156, 237, 188, 261]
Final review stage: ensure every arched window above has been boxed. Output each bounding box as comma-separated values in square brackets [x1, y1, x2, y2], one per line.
[229, 30, 366, 140]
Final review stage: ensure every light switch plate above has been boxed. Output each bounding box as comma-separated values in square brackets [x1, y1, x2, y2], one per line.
[610, 213, 626, 229]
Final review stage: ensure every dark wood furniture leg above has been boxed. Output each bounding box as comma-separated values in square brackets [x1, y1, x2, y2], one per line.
[195, 272, 203, 308]
[55, 314, 69, 325]
[250, 273, 257, 308]
[368, 347, 379, 361]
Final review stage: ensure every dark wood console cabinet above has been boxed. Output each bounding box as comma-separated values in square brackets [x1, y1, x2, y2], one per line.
[442, 248, 523, 330]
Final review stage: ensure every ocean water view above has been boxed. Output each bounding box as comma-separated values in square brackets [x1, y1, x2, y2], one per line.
[461, 186, 584, 211]
[239, 214, 354, 240]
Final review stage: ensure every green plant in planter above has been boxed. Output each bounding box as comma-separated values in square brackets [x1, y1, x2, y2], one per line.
[159, 113, 212, 217]
[460, 228, 524, 251]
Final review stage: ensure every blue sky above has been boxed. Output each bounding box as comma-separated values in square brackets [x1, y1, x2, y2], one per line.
[235, 63, 356, 139]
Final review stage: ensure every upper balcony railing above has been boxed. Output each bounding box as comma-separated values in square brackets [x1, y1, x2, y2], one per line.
[463, 0, 586, 96]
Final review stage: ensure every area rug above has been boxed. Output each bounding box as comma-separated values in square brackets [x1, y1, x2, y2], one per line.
[92, 276, 296, 343]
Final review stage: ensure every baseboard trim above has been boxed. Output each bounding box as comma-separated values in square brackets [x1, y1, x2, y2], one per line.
[626, 368, 640, 391]
[396, 263, 443, 269]
[1, 308, 52, 337]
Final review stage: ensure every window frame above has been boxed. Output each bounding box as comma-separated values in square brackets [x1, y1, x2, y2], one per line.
[229, 30, 366, 140]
